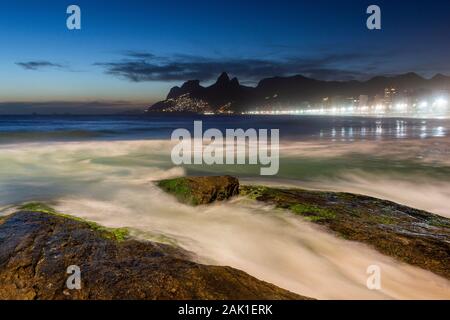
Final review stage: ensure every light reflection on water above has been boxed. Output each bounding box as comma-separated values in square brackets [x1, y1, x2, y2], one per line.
[0, 116, 449, 299]
[0, 115, 448, 144]
[320, 119, 447, 141]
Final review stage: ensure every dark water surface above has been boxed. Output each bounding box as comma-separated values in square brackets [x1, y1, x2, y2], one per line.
[1, 115, 450, 299]
[0, 114, 448, 143]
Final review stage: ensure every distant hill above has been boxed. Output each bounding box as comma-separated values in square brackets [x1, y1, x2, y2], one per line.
[147, 72, 450, 113]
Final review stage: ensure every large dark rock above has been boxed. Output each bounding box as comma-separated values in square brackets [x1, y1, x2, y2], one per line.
[0, 210, 306, 300]
[157, 176, 239, 205]
[241, 185, 450, 280]
[157, 176, 450, 279]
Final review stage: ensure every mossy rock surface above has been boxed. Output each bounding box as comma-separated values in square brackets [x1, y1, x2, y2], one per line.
[19, 202, 129, 242]
[158, 176, 239, 205]
[0, 203, 307, 300]
[241, 185, 450, 280]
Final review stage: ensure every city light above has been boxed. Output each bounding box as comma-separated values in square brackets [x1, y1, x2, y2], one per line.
[242, 90, 450, 118]
[419, 101, 428, 109]
[433, 97, 448, 107]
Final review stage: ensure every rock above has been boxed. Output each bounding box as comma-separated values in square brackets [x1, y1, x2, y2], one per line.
[240, 185, 450, 280]
[0, 209, 307, 300]
[157, 176, 239, 205]
[158, 176, 450, 279]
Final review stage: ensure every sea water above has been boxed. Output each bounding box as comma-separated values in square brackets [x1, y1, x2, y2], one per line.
[0, 115, 449, 299]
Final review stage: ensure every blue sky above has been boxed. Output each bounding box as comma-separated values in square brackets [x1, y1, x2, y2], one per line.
[1, 0, 449, 112]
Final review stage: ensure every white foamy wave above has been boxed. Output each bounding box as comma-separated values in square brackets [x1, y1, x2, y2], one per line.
[279, 137, 450, 166]
[0, 139, 449, 299]
[53, 191, 450, 300]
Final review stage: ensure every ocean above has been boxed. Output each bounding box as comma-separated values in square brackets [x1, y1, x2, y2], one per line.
[0, 114, 449, 299]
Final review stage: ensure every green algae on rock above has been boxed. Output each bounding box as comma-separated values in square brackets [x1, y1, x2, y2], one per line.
[157, 176, 450, 280]
[0, 206, 308, 300]
[19, 202, 130, 242]
[240, 185, 450, 280]
[157, 176, 239, 205]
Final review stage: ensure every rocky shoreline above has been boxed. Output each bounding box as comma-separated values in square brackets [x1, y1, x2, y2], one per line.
[158, 176, 450, 280]
[0, 204, 306, 300]
[1, 175, 449, 299]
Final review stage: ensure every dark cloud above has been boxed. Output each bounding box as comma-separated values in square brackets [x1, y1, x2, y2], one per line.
[94, 52, 379, 83]
[121, 50, 157, 60]
[16, 61, 64, 71]
[299, 68, 368, 81]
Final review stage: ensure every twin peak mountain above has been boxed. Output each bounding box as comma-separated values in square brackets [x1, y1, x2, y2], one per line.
[147, 72, 450, 114]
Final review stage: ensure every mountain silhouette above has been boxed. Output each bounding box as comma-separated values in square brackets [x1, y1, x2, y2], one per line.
[148, 72, 450, 113]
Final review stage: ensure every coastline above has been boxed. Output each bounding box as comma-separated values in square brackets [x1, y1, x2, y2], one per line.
[1, 176, 449, 299]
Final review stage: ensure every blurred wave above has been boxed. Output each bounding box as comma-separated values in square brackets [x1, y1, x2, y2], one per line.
[0, 116, 449, 299]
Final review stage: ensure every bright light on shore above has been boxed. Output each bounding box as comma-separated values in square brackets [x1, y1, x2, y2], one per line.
[419, 101, 428, 108]
[434, 98, 448, 107]
[242, 93, 450, 118]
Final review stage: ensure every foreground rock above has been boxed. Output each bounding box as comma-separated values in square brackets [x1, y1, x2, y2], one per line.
[157, 176, 239, 205]
[157, 176, 450, 280]
[0, 208, 306, 300]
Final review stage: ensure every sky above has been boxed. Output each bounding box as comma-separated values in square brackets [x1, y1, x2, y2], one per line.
[0, 0, 450, 113]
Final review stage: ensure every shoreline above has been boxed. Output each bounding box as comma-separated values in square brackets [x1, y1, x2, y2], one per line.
[158, 176, 450, 280]
[1, 176, 449, 299]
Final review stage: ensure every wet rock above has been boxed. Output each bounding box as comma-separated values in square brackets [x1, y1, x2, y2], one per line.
[157, 176, 239, 205]
[0, 210, 306, 300]
[240, 185, 450, 280]
[158, 176, 450, 279]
